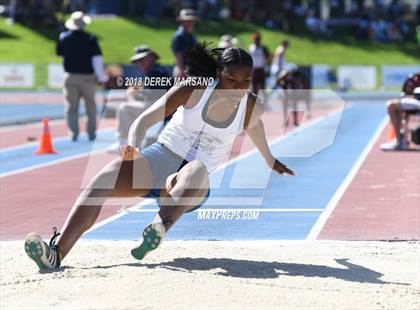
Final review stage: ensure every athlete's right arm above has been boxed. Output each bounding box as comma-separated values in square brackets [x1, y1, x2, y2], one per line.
[127, 85, 195, 149]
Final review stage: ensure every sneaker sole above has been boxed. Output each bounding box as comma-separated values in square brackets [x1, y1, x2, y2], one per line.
[24, 233, 50, 269]
[131, 224, 163, 260]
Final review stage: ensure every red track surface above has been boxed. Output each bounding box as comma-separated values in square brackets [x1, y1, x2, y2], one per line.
[319, 125, 420, 240]
[0, 110, 294, 240]
[0, 92, 104, 104]
[1, 117, 115, 149]
[2, 106, 418, 241]
[0, 153, 125, 240]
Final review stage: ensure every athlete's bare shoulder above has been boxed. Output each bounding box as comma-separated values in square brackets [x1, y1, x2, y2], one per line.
[157, 84, 207, 114]
[244, 91, 265, 130]
[247, 91, 265, 117]
[169, 84, 206, 109]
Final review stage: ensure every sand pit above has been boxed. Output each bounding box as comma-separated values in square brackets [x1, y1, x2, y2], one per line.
[1, 240, 419, 310]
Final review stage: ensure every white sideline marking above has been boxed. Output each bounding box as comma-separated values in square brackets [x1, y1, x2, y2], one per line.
[123, 208, 324, 213]
[0, 149, 107, 178]
[0, 128, 114, 153]
[85, 197, 264, 206]
[306, 116, 389, 240]
[0, 117, 66, 132]
[0, 130, 115, 178]
[87, 108, 346, 234]
[85, 199, 156, 234]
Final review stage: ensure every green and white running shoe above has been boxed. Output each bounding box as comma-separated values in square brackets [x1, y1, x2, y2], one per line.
[24, 227, 61, 270]
[131, 222, 165, 260]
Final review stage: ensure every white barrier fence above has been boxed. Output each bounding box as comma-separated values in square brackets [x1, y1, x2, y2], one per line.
[0, 63, 419, 89]
[337, 65, 377, 90]
[382, 65, 420, 87]
[0, 63, 34, 87]
[311, 64, 331, 88]
[47, 63, 65, 88]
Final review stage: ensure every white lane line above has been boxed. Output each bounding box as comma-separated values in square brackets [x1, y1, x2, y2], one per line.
[306, 116, 389, 240]
[83, 197, 265, 206]
[1, 135, 79, 153]
[0, 149, 108, 178]
[0, 128, 114, 153]
[85, 199, 156, 234]
[0, 118, 65, 132]
[122, 208, 325, 213]
[87, 107, 346, 234]
[0, 132, 116, 178]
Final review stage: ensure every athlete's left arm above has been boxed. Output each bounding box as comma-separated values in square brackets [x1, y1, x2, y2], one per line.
[244, 94, 295, 176]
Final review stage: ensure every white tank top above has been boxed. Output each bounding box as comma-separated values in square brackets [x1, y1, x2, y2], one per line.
[249, 44, 266, 68]
[158, 80, 248, 173]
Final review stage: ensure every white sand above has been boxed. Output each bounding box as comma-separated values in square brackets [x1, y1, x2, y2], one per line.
[1, 240, 419, 310]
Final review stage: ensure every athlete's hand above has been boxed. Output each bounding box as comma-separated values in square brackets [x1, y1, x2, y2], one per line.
[120, 144, 140, 161]
[271, 158, 295, 176]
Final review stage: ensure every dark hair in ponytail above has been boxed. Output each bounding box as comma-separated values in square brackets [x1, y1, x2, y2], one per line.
[184, 41, 253, 78]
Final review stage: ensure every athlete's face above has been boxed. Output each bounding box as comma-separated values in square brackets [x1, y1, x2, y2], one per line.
[218, 65, 252, 91]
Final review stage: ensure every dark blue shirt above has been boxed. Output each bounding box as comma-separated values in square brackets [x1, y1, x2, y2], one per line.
[171, 26, 197, 64]
[140, 63, 173, 105]
[56, 30, 102, 74]
[146, 63, 172, 90]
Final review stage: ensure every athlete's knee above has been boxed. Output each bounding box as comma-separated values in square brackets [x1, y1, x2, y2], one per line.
[188, 160, 209, 189]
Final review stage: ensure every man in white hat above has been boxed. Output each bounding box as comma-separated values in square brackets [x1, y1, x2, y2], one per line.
[217, 34, 238, 49]
[171, 9, 198, 77]
[107, 45, 172, 153]
[57, 11, 105, 141]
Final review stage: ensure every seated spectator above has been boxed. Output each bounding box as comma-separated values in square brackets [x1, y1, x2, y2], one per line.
[305, 10, 321, 33]
[305, 10, 329, 35]
[381, 74, 420, 151]
[370, 17, 388, 42]
[395, 18, 410, 39]
[387, 0, 402, 20]
[107, 45, 172, 153]
[353, 15, 371, 40]
[387, 22, 403, 43]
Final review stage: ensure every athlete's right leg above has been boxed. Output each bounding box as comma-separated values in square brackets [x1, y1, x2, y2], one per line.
[131, 160, 209, 260]
[25, 156, 153, 269]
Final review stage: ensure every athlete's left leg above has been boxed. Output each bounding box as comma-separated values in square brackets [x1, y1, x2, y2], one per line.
[157, 159, 209, 231]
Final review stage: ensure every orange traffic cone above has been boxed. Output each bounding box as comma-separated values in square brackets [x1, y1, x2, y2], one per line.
[387, 124, 397, 141]
[34, 118, 57, 155]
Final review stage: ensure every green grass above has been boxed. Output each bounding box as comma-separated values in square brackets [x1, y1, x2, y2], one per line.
[0, 16, 418, 88]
